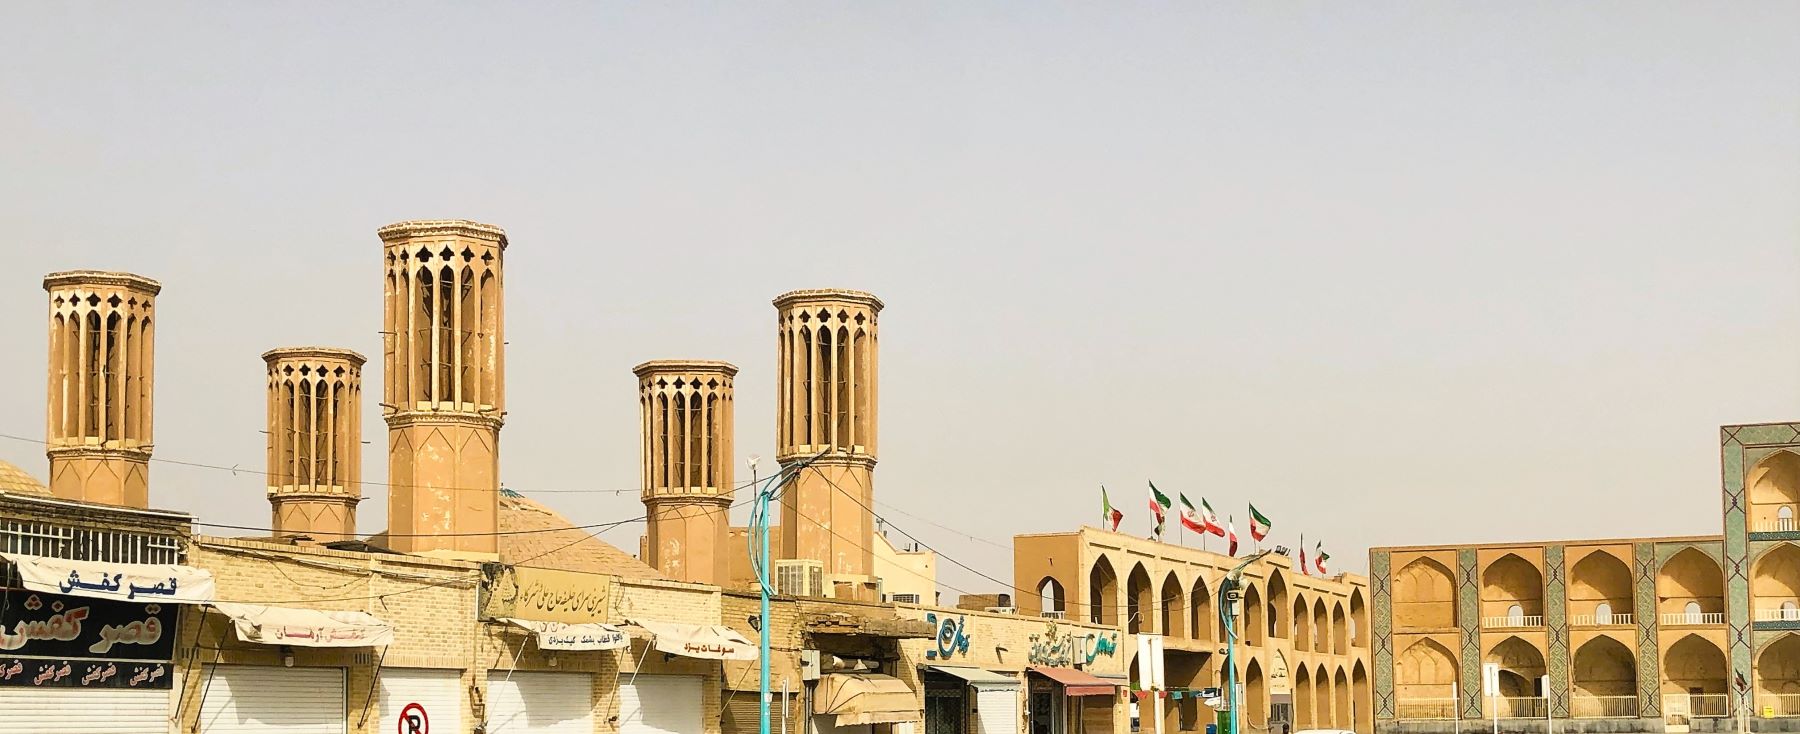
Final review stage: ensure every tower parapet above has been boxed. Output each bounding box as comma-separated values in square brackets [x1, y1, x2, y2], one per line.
[379, 219, 506, 556]
[773, 289, 882, 578]
[264, 347, 365, 542]
[43, 270, 160, 508]
[635, 360, 737, 584]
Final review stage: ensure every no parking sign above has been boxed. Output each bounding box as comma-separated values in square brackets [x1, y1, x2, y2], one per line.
[399, 702, 428, 734]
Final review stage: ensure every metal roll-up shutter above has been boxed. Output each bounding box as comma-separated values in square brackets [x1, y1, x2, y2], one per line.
[619, 674, 703, 734]
[377, 668, 463, 734]
[0, 687, 170, 733]
[196, 665, 346, 734]
[974, 685, 1020, 734]
[487, 670, 593, 734]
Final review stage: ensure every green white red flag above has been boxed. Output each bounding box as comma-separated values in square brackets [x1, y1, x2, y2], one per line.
[1226, 516, 1239, 556]
[1200, 497, 1224, 536]
[1148, 482, 1172, 538]
[1178, 494, 1206, 534]
[1316, 541, 1330, 575]
[1249, 504, 1273, 541]
[1101, 486, 1123, 532]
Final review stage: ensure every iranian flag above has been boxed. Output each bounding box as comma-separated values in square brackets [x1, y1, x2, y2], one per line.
[1316, 542, 1331, 575]
[1200, 497, 1225, 536]
[1300, 534, 1309, 576]
[1101, 486, 1123, 532]
[1178, 494, 1207, 534]
[1249, 503, 1273, 541]
[1148, 482, 1172, 537]
[1226, 516, 1239, 556]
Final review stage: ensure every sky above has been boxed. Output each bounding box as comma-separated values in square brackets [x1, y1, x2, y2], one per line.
[1, 2, 1796, 598]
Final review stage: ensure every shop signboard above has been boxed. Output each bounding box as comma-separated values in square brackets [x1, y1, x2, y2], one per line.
[0, 588, 177, 689]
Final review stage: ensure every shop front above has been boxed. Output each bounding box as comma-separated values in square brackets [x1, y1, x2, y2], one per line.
[192, 601, 395, 734]
[0, 552, 213, 734]
[898, 607, 1126, 734]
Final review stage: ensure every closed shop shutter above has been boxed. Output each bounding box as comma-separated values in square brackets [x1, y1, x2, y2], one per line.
[195, 665, 345, 734]
[974, 686, 1020, 734]
[721, 691, 802, 734]
[0, 687, 170, 733]
[377, 668, 463, 734]
[619, 674, 703, 734]
[487, 671, 593, 734]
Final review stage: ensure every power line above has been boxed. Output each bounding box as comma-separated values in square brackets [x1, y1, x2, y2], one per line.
[0, 431, 711, 496]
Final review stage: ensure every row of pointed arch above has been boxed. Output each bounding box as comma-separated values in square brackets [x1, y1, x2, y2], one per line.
[1036, 557, 1369, 653]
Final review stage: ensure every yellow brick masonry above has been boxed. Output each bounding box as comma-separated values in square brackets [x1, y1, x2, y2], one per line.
[177, 537, 728, 734]
[896, 604, 1130, 734]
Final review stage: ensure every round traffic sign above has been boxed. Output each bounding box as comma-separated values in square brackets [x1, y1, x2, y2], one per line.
[399, 702, 428, 734]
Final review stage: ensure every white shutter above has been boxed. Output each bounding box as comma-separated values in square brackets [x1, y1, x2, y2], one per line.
[487, 671, 593, 734]
[196, 665, 345, 734]
[378, 668, 463, 734]
[974, 685, 1020, 734]
[619, 674, 704, 734]
[0, 687, 170, 733]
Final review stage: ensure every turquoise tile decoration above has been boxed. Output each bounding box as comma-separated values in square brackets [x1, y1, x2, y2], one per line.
[1545, 545, 1570, 718]
[1458, 548, 1481, 719]
[1635, 542, 1660, 717]
[1372, 550, 1395, 720]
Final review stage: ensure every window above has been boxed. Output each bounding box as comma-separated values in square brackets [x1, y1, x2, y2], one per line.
[1596, 602, 1613, 625]
[1507, 604, 1525, 624]
[1685, 601, 1703, 623]
[891, 594, 920, 604]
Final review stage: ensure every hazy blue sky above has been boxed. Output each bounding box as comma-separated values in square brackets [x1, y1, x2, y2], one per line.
[2, 3, 1796, 595]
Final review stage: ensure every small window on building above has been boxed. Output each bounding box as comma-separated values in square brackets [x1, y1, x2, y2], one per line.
[1507, 604, 1524, 623]
[1685, 600, 1703, 623]
[1596, 602, 1612, 625]
[892, 593, 920, 604]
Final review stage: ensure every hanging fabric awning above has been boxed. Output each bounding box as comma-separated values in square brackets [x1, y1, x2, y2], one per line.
[2, 552, 215, 604]
[1029, 666, 1121, 696]
[211, 601, 395, 648]
[927, 665, 1019, 689]
[502, 618, 629, 651]
[815, 673, 920, 725]
[628, 618, 757, 660]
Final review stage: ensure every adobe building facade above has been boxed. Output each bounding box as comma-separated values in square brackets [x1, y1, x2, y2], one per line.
[1372, 423, 1800, 734]
[1017, 527, 1373, 734]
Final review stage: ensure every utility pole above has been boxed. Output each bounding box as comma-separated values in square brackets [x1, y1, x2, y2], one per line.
[754, 452, 824, 734]
[1220, 550, 1272, 734]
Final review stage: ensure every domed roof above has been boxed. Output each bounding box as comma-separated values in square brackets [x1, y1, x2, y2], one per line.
[0, 460, 49, 496]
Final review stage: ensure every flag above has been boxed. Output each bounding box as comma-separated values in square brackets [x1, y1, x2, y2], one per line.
[1148, 482, 1172, 538]
[1226, 516, 1239, 556]
[1249, 503, 1273, 541]
[1179, 494, 1206, 534]
[1102, 486, 1123, 532]
[1316, 541, 1331, 575]
[1200, 497, 1225, 537]
[1300, 534, 1309, 576]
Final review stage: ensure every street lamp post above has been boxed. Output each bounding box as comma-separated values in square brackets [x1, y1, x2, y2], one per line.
[1219, 550, 1273, 734]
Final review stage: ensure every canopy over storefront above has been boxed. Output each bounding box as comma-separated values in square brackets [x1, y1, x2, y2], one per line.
[502, 617, 629, 651]
[628, 617, 757, 660]
[211, 601, 395, 647]
[815, 673, 920, 725]
[1029, 665, 1121, 696]
[3, 552, 215, 604]
[928, 665, 1019, 688]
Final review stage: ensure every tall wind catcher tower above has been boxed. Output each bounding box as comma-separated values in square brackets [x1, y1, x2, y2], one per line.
[774, 289, 881, 580]
[380, 220, 506, 556]
[43, 271, 159, 508]
[264, 347, 365, 542]
[635, 360, 737, 585]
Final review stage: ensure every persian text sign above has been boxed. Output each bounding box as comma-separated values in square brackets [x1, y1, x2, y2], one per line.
[485, 566, 611, 624]
[0, 657, 172, 689]
[0, 589, 177, 661]
[3, 553, 215, 604]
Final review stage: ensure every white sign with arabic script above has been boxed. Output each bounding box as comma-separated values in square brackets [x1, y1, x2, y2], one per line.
[502, 618, 629, 651]
[2, 553, 215, 605]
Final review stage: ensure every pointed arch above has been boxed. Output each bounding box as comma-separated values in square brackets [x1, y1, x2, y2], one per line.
[1160, 571, 1185, 638]
[1487, 636, 1547, 697]
[1313, 598, 1329, 653]
[1395, 557, 1457, 628]
[1295, 664, 1316, 728]
[1294, 593, 1313, 650]
[1190, 579, 1212, 641]
[1243, 583, 1265, 646]
[1750, 450, 1800, 532]
[1483, 553, 1544, 619]
[1397, 638, 1457, 699]
[1332, 600, 1349, 654]
[1037, 576, 1065, 616]
[1663, 633, 1726, 696]
[1572, 636, 1637, 697]
[1245, 658, 1268, 727]
[1660, 547, 1724, 618]
[1334, 667, 1351, 730]
[1268, 568, 1290, 639]
[1314, 663, 1332, 727]
[1754, 543, 1800, 606]
[1089, 556, 1118, 625]
[1757, 632, 1800, 698]
[1571, 551, 1633, 624]
[1352, 661, 1370, 733]
[1127, 563, 1153, 634]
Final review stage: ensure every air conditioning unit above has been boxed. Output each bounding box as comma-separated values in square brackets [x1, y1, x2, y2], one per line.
[774, 560, 825, 597]
[985, 606, 1018, 615]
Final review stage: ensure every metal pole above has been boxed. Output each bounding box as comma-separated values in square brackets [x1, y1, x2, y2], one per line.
[1452, 682, 1459, 734]
[1220, 551, 1271, 734]
[755, 462, 772, 734]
